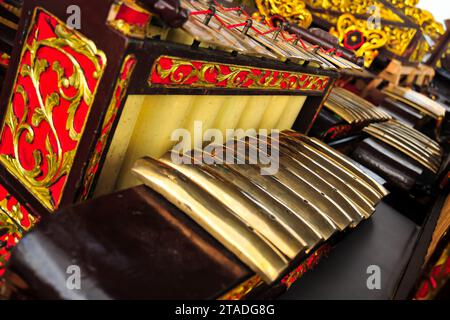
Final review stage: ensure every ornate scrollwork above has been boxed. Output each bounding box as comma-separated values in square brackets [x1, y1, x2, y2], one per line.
[0, 9, 107, 211]
[387, 0, 444, 41]
[307, 0, 442, 61]
[81, 55, 137, 200]
[382, 25, 416, 56]
[330, 14, 388, 67]
[150, 56, 329, 92]
[218, 275, 263, 300]
[255, 0, 313, 28]
[282, 244, 330, 289]
[0, 211, 22, 277]
[305, 0, 404, 22]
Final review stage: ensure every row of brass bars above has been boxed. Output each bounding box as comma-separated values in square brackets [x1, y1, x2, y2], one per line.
[324, 87, 392, 124]
[321, 87, 443, 174]
[161, 0, 362, 70]
[364, 121, 443, 173]
[132, 130, 388, 283]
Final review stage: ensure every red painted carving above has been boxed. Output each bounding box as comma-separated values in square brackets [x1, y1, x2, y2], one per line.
[81, 55, 137, 200]
[0, 9, 106, 211]
[0, 184, 37, 278]
[150, 56, 329, 92]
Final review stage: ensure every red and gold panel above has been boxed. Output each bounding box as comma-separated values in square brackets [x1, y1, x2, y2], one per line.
[0, 213, 21, 278]
[0, 8, 107, 211]
[219, 244, 331, 300]
[0, 52, 10, 69]
[107, 0, 152, 38]
[149, 56, 330, 93]
[0, 185, 37, 232]
[0, 183, 36, 278]
[81, 55, 137, 200]
[281, 244, 331, 289]
[416, 245, 450, 300]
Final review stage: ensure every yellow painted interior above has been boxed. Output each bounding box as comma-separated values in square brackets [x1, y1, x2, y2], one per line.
[94, 94, 308, 196]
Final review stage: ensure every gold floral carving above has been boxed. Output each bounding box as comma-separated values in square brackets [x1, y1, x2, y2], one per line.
[0, 199, 36, 232]
[0, 9, 107, 211]
[0, 212, 22, 273]
[387, 0, 444, 41]
[305, 0, 404, 23]
[308, 0, 442, 60]
[382, 25, 416, 56]
[150, 56, 329, 92]
[218, 275, 263, 300]
[331, 14, 388, 67]
[82, 55, 137, 200]
[255, 0, 313, 28]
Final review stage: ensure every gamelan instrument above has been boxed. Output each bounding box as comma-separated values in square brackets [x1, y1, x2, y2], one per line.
[382, 85, 446, 121]
[0, 0, 387, 299]
[310, 86, 391, 141]
[325, 87, 391, 125]
[308, 83, 444, 195]
[5, 131, 387, 299]
[363, 121, 443, 174]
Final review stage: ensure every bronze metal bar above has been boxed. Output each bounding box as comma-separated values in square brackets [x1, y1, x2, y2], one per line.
[279, 134, 382, 206]
[198, 150, 324, 251]
[385, 120, 441, 153]
[382, 86, 445, 120]
[363, 126, 440, 173]
[158, 153, 305, 260]
[275, 136, 377, 213]
[216, 145, 338, 241]
[132, 157, 288, 283]
[280, 131, 389, 198]
[328, 93, 376, 121]
[373, 122, 442, 159]
[273, 140, 370, 221]
[237, 136, 354, 231]
[317, 50, 351, 69]
[253, 135, 368, 221]
[332, 88, 391, 121]
[324, 99, 362, 124]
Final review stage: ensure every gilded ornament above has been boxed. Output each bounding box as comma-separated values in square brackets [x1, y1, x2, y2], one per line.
[150, 56, 329, 92]
[255, 0, 313, 28]
[0, 9, 107, 211]
[330, 14, 388, 67]
[218, 275, 262, 300]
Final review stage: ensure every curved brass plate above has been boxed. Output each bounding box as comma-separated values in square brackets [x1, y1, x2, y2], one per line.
[381, 121, 442, 154]
[254, 136, 366, 222]
[281, 131, 388, 198]
[373, 122, 442, 159]
[220, 142, 338, 240]
[274, 140, 369, 221]
[363, 126, 440, 173]
[159, 153, 304, 260]
[279, 134, 380, 206]
[382, 86, 445, 119]
[238, 136, 353, 231]
[198, 150, 324, 251]
[132, 157, 288, 283]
